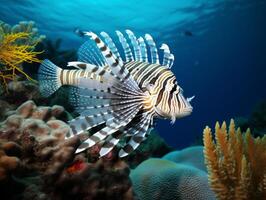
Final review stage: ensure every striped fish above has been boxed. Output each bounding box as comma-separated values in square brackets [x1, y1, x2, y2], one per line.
[38, 30, 194, 157]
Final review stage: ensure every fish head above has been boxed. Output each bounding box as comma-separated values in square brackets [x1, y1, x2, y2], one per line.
[154, 82, 194, 123]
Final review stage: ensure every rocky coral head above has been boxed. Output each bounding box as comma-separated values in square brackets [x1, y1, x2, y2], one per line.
[130, 157, 215, 200]
[0, 100, 135, 200]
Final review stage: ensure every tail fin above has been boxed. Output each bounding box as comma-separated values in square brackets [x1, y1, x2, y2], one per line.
[38, 59, 62, 97]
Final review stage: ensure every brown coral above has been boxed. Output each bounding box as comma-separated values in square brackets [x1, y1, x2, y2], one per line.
[0, 141, 20, 181]
[0, 100, 134, 200]
[203, 119, 266, 200]
[0, 100, 75, 175]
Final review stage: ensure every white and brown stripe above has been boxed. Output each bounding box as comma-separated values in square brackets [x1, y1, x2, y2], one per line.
[51, 30, 193, 157]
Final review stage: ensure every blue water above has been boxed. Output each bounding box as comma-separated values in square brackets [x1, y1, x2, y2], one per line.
[1, 0, 265, 148]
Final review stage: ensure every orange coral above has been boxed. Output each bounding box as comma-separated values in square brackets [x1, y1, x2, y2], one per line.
[66, 160, 87, 174]
[0, 27, 43, 91]
[203, 119, 266, 200]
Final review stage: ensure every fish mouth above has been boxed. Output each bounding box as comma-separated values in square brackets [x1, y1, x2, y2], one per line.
[178, 103, 193, 118]
[181, 106, 193, 114]
[184, 95, 194, 113]
[172, 95, 194, 119]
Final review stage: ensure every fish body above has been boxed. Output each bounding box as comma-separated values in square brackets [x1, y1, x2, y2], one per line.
[38, 30, 193, 157]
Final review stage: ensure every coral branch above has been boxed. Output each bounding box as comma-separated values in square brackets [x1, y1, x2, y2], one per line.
[0, 21, 44, 92]
[203, 119, 266, 200]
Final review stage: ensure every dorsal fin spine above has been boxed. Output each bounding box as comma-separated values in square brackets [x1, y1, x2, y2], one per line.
[160, 43, 171, 68]
[138, 37, 148, 62]
[145, 34, 160, 64]
[126, 29, 141, 61]
[116, 30, 134, 62]
[84, 31, 140, 91]
[100, 31, 123, 63]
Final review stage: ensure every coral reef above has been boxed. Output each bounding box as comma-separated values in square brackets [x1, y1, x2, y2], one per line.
[203, 119, 266, 200]
[0, 20, 45, 45]
[23, 156, 134, 200]
[0, 100, 74, 173]
[0, 100, 134, 200]
[0, 79, 74, 121]
[130, 146, 215, 200]
[0, 20, 45, 91]
[46, 86, 76, 114]
[6, 80, 42, 103]
[0, 100, 14, 121]
[125, 130, 172, 168]
[0, 141, 20, 181]
[0, 79, 46, 121]
[162, 146, 207, 172]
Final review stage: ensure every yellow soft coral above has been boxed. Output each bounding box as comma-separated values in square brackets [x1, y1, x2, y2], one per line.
[0, 21, 44, 91]
[203, 119, 266, 200]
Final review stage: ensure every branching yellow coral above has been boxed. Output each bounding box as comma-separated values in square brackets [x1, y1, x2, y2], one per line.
[0, 21, 44, 92]
[203, 119, 266, 200]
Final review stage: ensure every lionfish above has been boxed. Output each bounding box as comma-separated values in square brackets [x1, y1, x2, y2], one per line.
[38, 30, 194, 157]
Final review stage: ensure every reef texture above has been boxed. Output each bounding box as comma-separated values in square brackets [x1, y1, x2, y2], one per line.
[203, 119, 266, 200]
[0, 80, 46, 122]
[125, 131, 172, 168]
[130, 146, 215, 200]
[0, 20, 45, 92]
[162, 146, 207, 172]
[0, 100, 134, 200]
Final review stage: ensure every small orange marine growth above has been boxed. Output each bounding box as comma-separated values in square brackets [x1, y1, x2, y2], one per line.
[66, 160, 87, 174]
[0, 31, 42, 91]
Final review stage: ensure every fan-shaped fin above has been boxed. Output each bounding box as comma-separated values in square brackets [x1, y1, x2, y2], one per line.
[78, 77, 142, 97]
[75, 103, 141, 153]
[99, 109, 143, 157]
[119, 115, 151, 157]
[69, 86, 143, 117]
[67, 75, 144, 136]
[69, 98, 141, 137]
[99, 131, 123, 157]
[38, 59, 62, 97]
[84, 31, 140, 92]
[78, 40, 106, 67]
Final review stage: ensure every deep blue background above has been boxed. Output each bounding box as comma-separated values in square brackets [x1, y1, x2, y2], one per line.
[1, 0, 265, 149]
